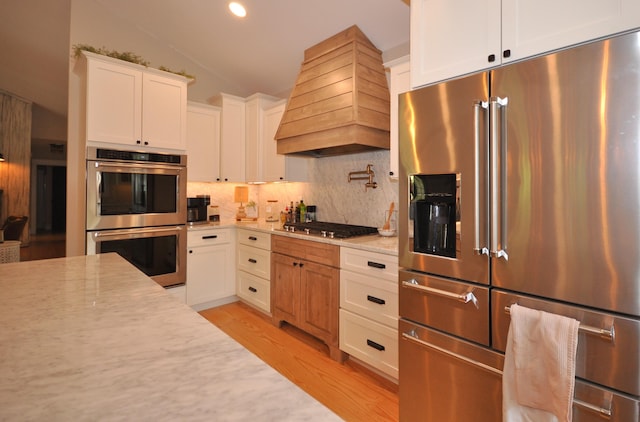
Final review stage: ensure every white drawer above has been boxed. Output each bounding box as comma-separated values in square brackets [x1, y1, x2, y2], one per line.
[237, 271, 270, 313]
[187, 228, 231, 247]
[340, 269, 398, 328]
[237, 229, 271, 250]
[237, 244, 270, 279]
[340, 247, 398, 282]
[339, 309, 398, 379]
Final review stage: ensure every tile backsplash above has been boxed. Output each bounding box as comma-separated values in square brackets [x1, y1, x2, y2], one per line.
[187, 150, 399, 228]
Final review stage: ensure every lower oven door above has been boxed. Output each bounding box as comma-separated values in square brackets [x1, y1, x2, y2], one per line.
[399, 319, 504, 422]
[86, 225, 186, 288]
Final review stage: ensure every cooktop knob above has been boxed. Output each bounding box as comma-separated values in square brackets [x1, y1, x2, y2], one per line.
[321, 231, 327, 238]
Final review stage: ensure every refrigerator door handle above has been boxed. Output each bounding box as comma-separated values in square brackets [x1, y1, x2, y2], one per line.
[402, 279, 480, 309]
[489, 96, 509, 260]
[473, 100, 489, 256]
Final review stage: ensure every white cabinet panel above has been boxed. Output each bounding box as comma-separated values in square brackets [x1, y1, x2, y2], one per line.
[187, 102, 221, 182]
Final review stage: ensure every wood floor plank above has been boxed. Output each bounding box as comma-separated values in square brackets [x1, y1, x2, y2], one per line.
[200, 301, 399, 422]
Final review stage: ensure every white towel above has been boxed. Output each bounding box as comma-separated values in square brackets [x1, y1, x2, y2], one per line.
[503, 304, 580, 422]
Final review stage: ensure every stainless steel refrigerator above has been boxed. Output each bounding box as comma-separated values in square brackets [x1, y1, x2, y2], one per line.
[398, 30, 640, 421]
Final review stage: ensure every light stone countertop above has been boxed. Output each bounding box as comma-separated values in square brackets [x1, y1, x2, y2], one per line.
[189, 219, 399, 256]
[0, 253, 341, 421]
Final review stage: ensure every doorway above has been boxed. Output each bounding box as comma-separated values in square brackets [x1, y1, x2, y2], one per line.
[35, 164, 66, 233]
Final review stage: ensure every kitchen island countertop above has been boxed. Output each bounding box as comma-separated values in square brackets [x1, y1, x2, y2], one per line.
[0, 253, 340, 421]
[189, 219, 398, 256]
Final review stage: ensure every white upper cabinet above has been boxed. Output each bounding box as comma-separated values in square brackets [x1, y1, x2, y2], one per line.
[186, 102, 221, 182]
[411, 0, 640, 88]
[84, 52, 188, 151]
[385, 55, 411, 180]
[245, 93, 281, 183]
[215, 93, 246, 182]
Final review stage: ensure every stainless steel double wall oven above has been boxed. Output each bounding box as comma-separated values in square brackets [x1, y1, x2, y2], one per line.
[85, 147, 187, 287]
[399, 31, 640, 421]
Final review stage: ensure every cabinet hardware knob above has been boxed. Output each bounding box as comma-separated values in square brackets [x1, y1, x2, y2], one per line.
[248, 258, 257, 264]
[248, 286, 257, 293]
[488, 54, 496, 62]
[293, 262, 298, 266]
[503, 49, 511, 58]
[366, 339, 385, 351]
[189, 250, 193, 254]
[248, 236, 257, 241]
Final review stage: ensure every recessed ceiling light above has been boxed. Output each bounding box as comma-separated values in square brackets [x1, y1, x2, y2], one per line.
[229, 2, 247, 18]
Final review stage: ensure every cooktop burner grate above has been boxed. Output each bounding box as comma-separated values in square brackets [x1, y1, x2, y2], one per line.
[282, 221, 378, 238]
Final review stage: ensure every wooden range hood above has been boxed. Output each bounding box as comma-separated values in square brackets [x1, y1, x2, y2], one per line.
[275, 25, 390, 157]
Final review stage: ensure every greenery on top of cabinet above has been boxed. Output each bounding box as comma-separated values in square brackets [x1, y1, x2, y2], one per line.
[73, 44, 195, 80]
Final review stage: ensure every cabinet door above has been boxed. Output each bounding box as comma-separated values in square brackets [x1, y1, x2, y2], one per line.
[186, 102, 221, 182]
[142, 72, 187, 150]
[271, 252, 300, 323]
[387, 56, 411, 179]
[186, 243, 233, 306]
[300, 260, 339, 343]
[86, 57, 142, 145]
[219, 94, 246, 182]
[410, 0, 501, 88]
[502, 0, 640, 64]
[262, 101, 287, 182]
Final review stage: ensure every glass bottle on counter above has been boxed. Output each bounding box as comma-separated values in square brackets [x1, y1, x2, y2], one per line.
[299, 199, 306, 223]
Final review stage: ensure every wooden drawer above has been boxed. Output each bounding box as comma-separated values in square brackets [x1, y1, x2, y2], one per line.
[237, 244, 270, 279]
[340, 309, 398, 379]
[187, 228, 231, 247]
[237, 228, 271, 250]
[340, 269, 398, 328]
[271, 235, 339, 267]
[237, 271, 270, 313]
[340, 247, 398, 282]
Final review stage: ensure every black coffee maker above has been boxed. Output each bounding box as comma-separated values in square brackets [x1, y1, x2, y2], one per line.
[411, 174, 457, 258]
[187, 196, 210, 223]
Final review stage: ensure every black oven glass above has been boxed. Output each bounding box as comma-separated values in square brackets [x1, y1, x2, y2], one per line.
[99, 172, 177, 215]
[99, 235, 176, 277]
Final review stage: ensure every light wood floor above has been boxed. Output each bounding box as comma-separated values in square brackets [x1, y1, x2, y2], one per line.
[200, 302, 399, 422]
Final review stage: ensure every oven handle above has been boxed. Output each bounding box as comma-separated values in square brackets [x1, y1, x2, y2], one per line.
[92, 226, 183, 238]
[93, 161, 186, 173]
[402, 279, 479, 309]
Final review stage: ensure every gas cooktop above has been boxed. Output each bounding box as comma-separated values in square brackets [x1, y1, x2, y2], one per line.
[281, 221, 378, 239]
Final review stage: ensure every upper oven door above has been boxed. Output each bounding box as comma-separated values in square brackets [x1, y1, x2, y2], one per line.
[86, 160, 186, 230]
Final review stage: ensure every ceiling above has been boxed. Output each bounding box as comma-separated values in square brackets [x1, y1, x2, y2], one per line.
[0, 0, 410, 141]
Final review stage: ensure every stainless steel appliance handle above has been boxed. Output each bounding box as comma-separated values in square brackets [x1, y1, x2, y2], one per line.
[402, 279, 479, 309]
[473, 100, 489, 256]
[573, 398, 613, 418]
[402, 329, 502, 375]
[94, 161, 185, 173]
[489, 96, 508, 260]
[504, 306, 615, 342]
[92, 226, 182, 238]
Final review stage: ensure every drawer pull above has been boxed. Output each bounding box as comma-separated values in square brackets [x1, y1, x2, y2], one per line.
[248, 258, 257, 264]
[504, 306, 615, 342]
[402, 279, 480, 309]
[248, 236, 258, 241]
[248, 286, 257, 293]
[367, 295, 386, 305]
[367, 261, 386, 269]
[202, 235, 218, 240]
[366, 339, 385, 351]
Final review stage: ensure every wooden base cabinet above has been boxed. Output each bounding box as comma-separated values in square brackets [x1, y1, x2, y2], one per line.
[271, 235, 345, 362]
